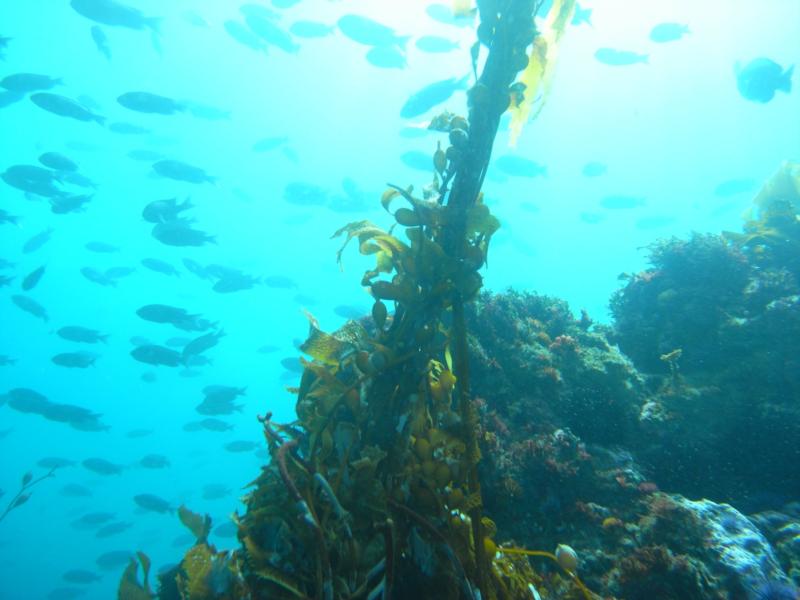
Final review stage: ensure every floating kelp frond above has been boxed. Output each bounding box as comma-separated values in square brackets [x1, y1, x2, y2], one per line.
[508, 0, 576, 146]
[178, 505, 212, 543]
[117, 551, 152, 600]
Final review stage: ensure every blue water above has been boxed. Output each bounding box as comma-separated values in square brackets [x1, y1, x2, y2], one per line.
[0, 1, 798, 598]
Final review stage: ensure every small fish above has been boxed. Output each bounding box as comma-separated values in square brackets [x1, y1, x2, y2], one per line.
[182, 330, 225, 358]
[252, 136, 288, 152]
[60, 483, 92, 497]
[735, 58, 793, 103]
[649, 22, 690, 43]
[425, 3, 474, 27]
[81, 267, 116, 287]
[130, 344, 183, 367]
[214, 521, 238, 538]
[57, 326, 108, 344]
[90, 25, 111, 59]
[366, 46, 406, 69]
[580, 212, 604, 224]
[52, 351, 97, 368]
[152, 221, 215, 247]
[0, 354, 17, 365]
[21, 266, 46, 291]
[224, 20, 268, 53]
[594, 48, 648, 67]
[493, 155, 547, 178]
[49, 194, 93, 214]
[714, 178, 756, 197]
[202, 483, 231, 499]
[117, 91, 185, 115]
[334, 304, 368, 319]
[183, 11, 208, 27]
[95, 550, 134, 571]
[139, 453, 170, 469]
[71, 511, 116, 529]
[38, 456, 77, 469]
[280, 357, 303, 373]
[152, 159, 215, 184]
[30, 93, 105, 124]
[141, 257, 180, 276]
[0, 90, 24, 108]
[338, 14, 407, 47]
[245, 14, 299, 54]
[263, 275, 297, 289]
[400, 75, 469, 118]
[284, 181, 327, 206]
[82, 457, 124, 475]
[415, 35, 458, 53]
[224, 440, 258, 453]
[85, 241, 119, 253]
[109, 122, 150, 135]
[95, 521, 132, 538]
[581, 161, 607, 177]
[39, 152, 78, 172]
[257, 344, 279, 354]
[136, 303, 212, 330]
[70, 0, 160, 32]
[127, 149, 162, 161]
[142, 197, 192, 223]
[600, 194, 645, 209]
[3, 165, 64, 198]
[0, 72, 62, 93]
[186, 102, 230, 120]
[400, 151, 433, 172]
[0, 209, 20, 226]
[183, 418, 233, 432]
[11, 294, 49, 321]
[134, 493, 174, 513]
[289, 20, 334, 39]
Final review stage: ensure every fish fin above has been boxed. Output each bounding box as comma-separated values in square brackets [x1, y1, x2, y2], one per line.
[93, 114, 106, 126]
[99, 334, 110, 344]
[779, 64, 794, 92]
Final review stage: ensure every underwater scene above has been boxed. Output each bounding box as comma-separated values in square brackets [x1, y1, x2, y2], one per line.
[1, 0, 799, 598]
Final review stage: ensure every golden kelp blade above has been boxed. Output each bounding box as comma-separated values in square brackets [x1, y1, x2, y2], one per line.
[752, 160, 800, 218]
[508, 0, 576, 147]
[453, 0, 476, 17]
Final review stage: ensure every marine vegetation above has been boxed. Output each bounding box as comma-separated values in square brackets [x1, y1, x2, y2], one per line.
[131, 1, 598, 599]
[0, 467, 56, 524]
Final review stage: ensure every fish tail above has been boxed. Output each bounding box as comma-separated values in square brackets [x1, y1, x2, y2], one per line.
[93, 113, 106, 126]
[99, 334, 110, 344]
[779, 65, 794, 92]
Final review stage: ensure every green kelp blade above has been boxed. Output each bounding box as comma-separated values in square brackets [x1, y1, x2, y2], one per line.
[117, 552, 152, 600]
[178, 505, 212, 543]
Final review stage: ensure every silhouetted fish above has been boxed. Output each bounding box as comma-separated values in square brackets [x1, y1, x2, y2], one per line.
[30, 93, 105, 123]
[735, 58, 793, 103]
[338, 14, 407, 47]
[400, 76, 468, 118]
[118, 91, 185, 114]
[0, 72, 61, 92]
[71, 0, 160, 31]
[152, 159, 215, 183]
[91, 25, 111, 59]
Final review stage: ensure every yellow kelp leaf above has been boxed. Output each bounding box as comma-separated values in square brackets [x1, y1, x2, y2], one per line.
[117, 552, 152, 600]
[753, 161, 800, 218]
[466, 203, 501, 239]
[300, 325, 345, 366]
[452, 0, 475, 17]
[508, 0, 576, 146]
[180, 544, 213, 598]
[331, 220, 387, 266]
[178, 505, 212, 543]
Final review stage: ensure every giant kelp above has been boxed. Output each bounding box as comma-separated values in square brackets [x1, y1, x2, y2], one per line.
[142, 2, 593, 599]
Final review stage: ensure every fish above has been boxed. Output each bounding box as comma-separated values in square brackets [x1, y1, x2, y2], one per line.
[82, 457, 124, 475]
[334, 304, 368, 319]
[91, 25, 111, 59]
[580, 212, 604, 224]
[284, 181, 328, 206]
[714, 178, 756, 197]
[2, 165, 65, 198]
[213, 273, 260, 293]
[134, 493, 174, 513]
[0, 72, 62, 93]
[39, 152, 78, 172]
[142, 371, 157, 382]
[182, 330, 225, 358]
[30, 93, 105, 124]
[152, 221, 216, 247]
[126, 428, 153, 438]
[50, 194, 93, 214]
[400, 75, 469, 118]
[183, 418, 233, 432]
[85, 241, 119, 253]
[263, 275, 298, 289]
[600, 194, 645, 209]
[117, 91, 185, 114]
[11, 294, 49, 321]
[245, 14, 299, 54]
[224, 440, 259, 453]
[48, 587, 85, 600]
[252, 135, 288, 152]
[182, 258, 211, 279]
[95, 521, 132, 538]
[400, 151, 433, 172]
[52, 352, 97, 368]
[38, 456, 77, 469]
[80, 267, 116, 287]
[57, 326, 109, 344]
[183, 11, 208, 27]
[289, 20, 334, 39]
[594, 48, 648, 66]
[280, 357, 303, 373]
[366, 46, 406, 69]
[0, 275, 14, 287]
[425, 3, 474, 27]
[21, 266, 46, 291]
[60, 483, 92, 497]
[127, 149, 163, 161]
[95, 550, 134, 571]
[186, 102, 230, 120]
[139, 453, 170, 469]
[71, 511, 116, 529]
[337, 14, 407, 47]
[214, 521, 238, 539]
[735, 58, 793, 103]
[152, 159, 215, 184]
[130, 344, 183, 367]
[0, 209, 20, 226]
[141, 257, 180, 276]
[109, 122, 150, 135]
[0, 34, 9, 59]
[257, 344, 279, 354]
[70, 0, 160, 32]
[415, 36, 459, 53]
[137, 303, 213, 331]
[5, 388, 105, 430]
[649, 22, 690, 43]
[202, 484, 231, 499]
[493, 155, 547, 178]
[0, 354, 17, 365]
[224, 20, 268, 53]
[0, 90, 24, 108]
[142, 197, 193, 223]
[166, 337, 191, 347]
[581, 161, 607, 177]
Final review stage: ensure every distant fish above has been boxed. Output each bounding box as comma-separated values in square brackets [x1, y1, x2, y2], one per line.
[263, 275, 297, 289]
[284, 181, 327, 206]
[21, 266, 46, 291]
[713, 178, 756, 197]
[185, 101, 230, 120]
[400, 75, 469, 118]
[400, 150, 433, 172]
[581, 161, 607, 177]
[289, 20, 334, 39]
[109, 122, 150, 135]
[24, 228, 54, 253]
[139, 453, 170, 469]
[80, 267, 116, 287]
[493, 155, 547, 178]
[57, 326, 109, 344]
[50, 194, 93, 215]
[600, 194, 645, 209]
[202, 483, 231, 499]
[130, 344, 183, 367]
[224, 20, 268, 53]
[141, 257, 180, 276]
[580, 212, 604, 224]
[338, 14, 407, 47]
[0, 209, 20, 226]
[334, 304, 368, 319]
[415, 35, 459, 53]
[117, 91, 185, 114]
[60, 483, 92, 497]
[95, 550, 134, 571]
[224, 440, 258, 453]
[70, 0, 160, 32]
[245, 14, 299, 53]
[182, 11, 208, 27]
[12, 295, 49, 321]
[2, 165, 65, 198]
[0, 34, 9, 59]
[594, 48, 648, 66]
[30, 93, 105, 124]
[425, 3, 474, 27]
[95, 522, 132, 538]
[152, 159, 215, 184]
[134, 492, 173, 513]
[735, 58, 793, 103]
[52, 351, 97, 368]
[252, 135, 288, 152]
[152, 221, 215, 247]
[366, 46, 406, 69]
[39, 152, 78, 172]
[90, 25, 111, 59]
[649, 22, 690, 43]
[127, 149, 162, 161]
[0, 72, 62, 93]
[85, 241, 119, 253]
[82, 457, 124, 475]
[0, 90, 23, 108]
[142, 197, 192, 223]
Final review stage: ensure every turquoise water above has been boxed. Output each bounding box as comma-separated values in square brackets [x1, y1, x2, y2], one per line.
[0, 1, 798, 598]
